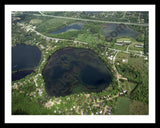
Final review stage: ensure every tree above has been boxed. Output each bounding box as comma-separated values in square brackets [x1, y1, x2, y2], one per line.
[144, 30, 148, 55]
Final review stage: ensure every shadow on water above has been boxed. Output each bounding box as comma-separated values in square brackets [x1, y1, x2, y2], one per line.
[12, 70, 34, 81]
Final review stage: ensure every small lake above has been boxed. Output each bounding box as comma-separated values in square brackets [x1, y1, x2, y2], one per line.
[42, 48, 112, 97]
[102, 23, 139, 38]
[12, 44, 41, 81]
[50, 22, 84, 34]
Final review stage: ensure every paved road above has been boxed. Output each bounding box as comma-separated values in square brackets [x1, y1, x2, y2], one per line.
[38, 11, 148, 26]
[108, 47, 147, 57]
[18, 22, 147, 58]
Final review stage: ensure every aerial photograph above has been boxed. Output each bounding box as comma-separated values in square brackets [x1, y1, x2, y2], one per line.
[11, 10, 149, 116]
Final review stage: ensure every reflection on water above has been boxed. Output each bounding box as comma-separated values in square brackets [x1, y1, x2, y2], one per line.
[102, 23, 139, 38]
[50, 23, 84, 34]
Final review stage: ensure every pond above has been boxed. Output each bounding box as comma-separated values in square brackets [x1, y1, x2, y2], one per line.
[102, 23, 139, 38]
[42, 48, 112, 97]
[12, 44, 41, 81]
[50, 22, 84, 34]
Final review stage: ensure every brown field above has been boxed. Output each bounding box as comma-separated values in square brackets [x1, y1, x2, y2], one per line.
[129, 100, 148, 115]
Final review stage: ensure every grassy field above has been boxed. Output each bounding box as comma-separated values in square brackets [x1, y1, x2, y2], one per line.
[120, 80, 137, 92]
[30, 19, 42, 24]
[113, 97, 130, 115]
[115, 52, 130, 63]
[129, 100, 148, 115]
[35, 17, 75, 34]
[113, 97, 148, 115]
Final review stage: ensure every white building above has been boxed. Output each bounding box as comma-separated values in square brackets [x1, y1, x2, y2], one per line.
[122, 59, 128, 63]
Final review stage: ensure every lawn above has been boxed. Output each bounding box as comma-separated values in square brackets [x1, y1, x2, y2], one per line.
[113, 97, 130, 115]
[120, 80, 137, 92]
[115, 52, 130, 63]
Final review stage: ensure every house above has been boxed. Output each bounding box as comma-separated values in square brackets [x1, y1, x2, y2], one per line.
[115, 40, 132, 46]
[123, 41, 131, 45]
[144, 57, 148, 60]
[123, 90, 127, 94]
[108, 56, 113, 60]
[122, 59, 128, 63]
[101, 53, 104, 56]
[135, 44, 144, 48]
[108, 112, 111, 115]
[119, 92, 124, 96]
[38, 89, 43, 96]
[115, 42, 124, 46]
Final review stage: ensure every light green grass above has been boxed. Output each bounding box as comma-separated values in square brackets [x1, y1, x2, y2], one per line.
[113, 97, 130, 115]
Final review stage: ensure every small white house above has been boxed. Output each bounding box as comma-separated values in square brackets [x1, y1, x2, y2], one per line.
[123, 90, 127, 94]
[119, 92, 123, 95]
[122, 59, 128, 63]
[135, 44, 144, 48]
[124, 41, 131, 43]
[108, 56, 112, 60]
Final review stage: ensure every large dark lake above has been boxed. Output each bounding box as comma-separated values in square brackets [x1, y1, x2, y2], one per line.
[12, 44, 41, 81]
[42, 48, 112, 97]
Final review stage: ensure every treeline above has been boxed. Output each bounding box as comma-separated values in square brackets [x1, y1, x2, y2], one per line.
[116, 64, 142, 83]
[116, 63, 148, 104]
[130, 84, 148, 104]
[144, 30, 149, 55]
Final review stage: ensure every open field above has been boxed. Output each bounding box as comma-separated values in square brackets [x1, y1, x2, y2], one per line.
[113, 97, 130, 115]
[129, 100, 148, 115]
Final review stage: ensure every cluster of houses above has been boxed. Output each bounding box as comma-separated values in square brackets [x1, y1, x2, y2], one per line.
[134, 44, 144, 48]
[119, 90, 128, 96]
[115, 40, 144, 48]
[108, 107, 112, 115]
[115, 40, 131, 46]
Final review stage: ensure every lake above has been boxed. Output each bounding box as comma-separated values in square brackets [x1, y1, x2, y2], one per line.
[42, 48, 112, 97]
[50, 22, 84, 34]
[102, 23, 139, 38]
[12, 44, 41, 81]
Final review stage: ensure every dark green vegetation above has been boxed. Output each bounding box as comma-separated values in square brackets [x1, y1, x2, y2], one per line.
[42, 48, 112, 97]
[115, 53, 148, 104]
[12, 11, 149, 115]
[144, 30, 149, 54]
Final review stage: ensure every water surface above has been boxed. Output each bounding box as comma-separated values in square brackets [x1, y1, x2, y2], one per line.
[42, 48, 112, 97]
[50, 22, 84, 34]
[12, 44, 41, 81]
[102, 23, 139, 38]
